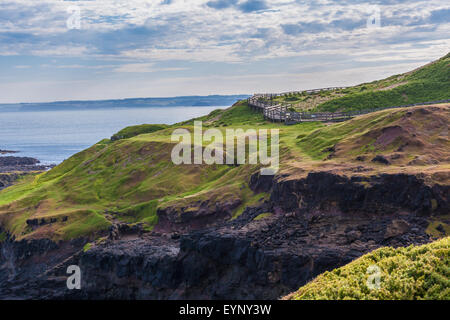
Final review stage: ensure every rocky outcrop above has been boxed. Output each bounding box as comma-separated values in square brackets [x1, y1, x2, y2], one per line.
[0, 155, 55, 189]
[265, 171, 449, 216]
[371, 155, 390, 165]
[26, 216, 68, 229]
[0, 170, 446, 300]
[0, 233, 86, 299]
[0, 173, 24, 190]
[155, 198, 242, 232]
[61, 205, 430, 300]
[0, 156, 39, 167]
[0, 156, 53, 174]
[0, 150, 18, 155]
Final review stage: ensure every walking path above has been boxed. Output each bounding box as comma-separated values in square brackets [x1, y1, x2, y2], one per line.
[247, 89, 450, 124]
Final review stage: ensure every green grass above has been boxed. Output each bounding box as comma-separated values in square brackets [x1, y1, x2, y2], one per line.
[111, 124, 169, 141]
[0, 101, 287, 240]
[316, 54, 450, 112]
[426, 215, 450, 239]
[297, 108, 406, 160]
[286, 237, 450, 300]
[83, 242, 93, 252]
[0, 56, 448, 241]
[56, 210, 111, 240]
[116, 200, 159, 227]
[317, 81, 449, 112]
[1, 98, 446, 240]
[181, 101, 265, 127]
[254, 212, 272, 220]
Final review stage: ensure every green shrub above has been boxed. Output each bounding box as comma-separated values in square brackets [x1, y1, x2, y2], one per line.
[111, 124, 168, 141]
[315, 53, 449, 112]
[286, 237, 450, 300]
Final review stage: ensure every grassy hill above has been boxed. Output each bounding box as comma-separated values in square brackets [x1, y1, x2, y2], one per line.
[0, 100, 448, 241]
[297, 104, 450, 163]
[272, 53, 450, 112]
[0, 103, 275, 240]
[284, 237, 449, 300]
[0, 54, 449, 241]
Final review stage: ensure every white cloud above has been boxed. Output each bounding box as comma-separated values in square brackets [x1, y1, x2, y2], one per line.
[0, 0, 448, 102]
[113, 63, 156, 73]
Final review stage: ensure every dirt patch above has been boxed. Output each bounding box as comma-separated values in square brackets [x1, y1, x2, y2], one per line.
[374, 126, 407, 147]
[331, 104, 449, 166]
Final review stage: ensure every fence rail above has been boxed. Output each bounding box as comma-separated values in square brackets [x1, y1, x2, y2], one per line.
[247, 94, 450, 124]
[253, 86, 350, 99]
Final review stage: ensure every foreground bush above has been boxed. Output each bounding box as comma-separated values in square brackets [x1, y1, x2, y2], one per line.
[285, 237, 449, 300]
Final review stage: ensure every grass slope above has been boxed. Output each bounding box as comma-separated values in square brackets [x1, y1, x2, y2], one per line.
[111, 124, 169, 141]
[1, 101, 448, 240]
[0, 101, 296, 240]
[297, 104, 450, 164]
[274, 53, 450, 112]
[284, 237, 449, 300]
[0, 57, 449, 241]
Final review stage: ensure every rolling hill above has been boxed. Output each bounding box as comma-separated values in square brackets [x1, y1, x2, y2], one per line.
[271, 53, 450, 112]
[0, 100, 448, 241]
[0, 55, 448, 300]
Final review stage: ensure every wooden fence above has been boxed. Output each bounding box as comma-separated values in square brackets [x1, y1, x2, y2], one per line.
[247, 94, 450, 124]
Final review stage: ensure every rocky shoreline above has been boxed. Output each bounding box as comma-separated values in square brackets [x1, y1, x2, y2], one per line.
[0, 169, 447, 300]
[0, 155, 54, 173]
[0, 154, 55, 190]
[0, 149, 18, 155]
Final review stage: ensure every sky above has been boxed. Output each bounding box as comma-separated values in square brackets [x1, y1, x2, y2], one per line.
[0, 0, 449, 103]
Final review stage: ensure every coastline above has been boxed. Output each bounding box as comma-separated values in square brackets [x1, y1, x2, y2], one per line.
[0, 154, 55, 190]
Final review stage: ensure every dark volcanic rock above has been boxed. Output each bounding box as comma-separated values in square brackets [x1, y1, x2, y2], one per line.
[0, 173, 24, 190]
[78, 237, 181, 299]
[269, 171, 449, 215]
[0, 170, 446, 300]
[58, 207, 431, 300]
[0, 233, 86, 299]
[0, 211, 436, 300]
[249, 171, 275, 192]
[156, 198, 242, 232]
[0, 156, 39, 166]
[0, 150, 18, 155]
[372, 155, 390, 165]
[0, 156, 53, 174]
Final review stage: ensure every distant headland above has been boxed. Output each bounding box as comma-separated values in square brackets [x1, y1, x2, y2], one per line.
[0, 95, 251, 112]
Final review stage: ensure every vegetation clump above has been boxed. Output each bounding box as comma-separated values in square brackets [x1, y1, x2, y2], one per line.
[111, 124, 168, 141]
[285, 237, 450, 300]
[254, 212, 272, 221]
[272, 53, 449, 112]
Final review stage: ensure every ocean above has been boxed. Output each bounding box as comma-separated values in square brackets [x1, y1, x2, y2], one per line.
[0, 106, 226, 165]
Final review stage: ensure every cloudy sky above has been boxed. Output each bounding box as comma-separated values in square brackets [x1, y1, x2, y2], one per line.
[0, 0, 448, 103]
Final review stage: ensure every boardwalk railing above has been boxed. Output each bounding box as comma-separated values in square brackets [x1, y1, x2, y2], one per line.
[247, 92, 450, 124]
[253, 86, 350, 99]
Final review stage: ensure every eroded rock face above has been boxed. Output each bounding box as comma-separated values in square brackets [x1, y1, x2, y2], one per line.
[67, 206, 430, 300]
[0, 170, 446, 300]
[0, 173, 22, 190]
[0, 156, 39, 167]
[0, 156, 54, 174]
[0, 233, 86, 299]
[155, 198, 242, 232]
[384, 219, 410, 239]
[79, 236, 181, 299]
[267, 171, 449, 216]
